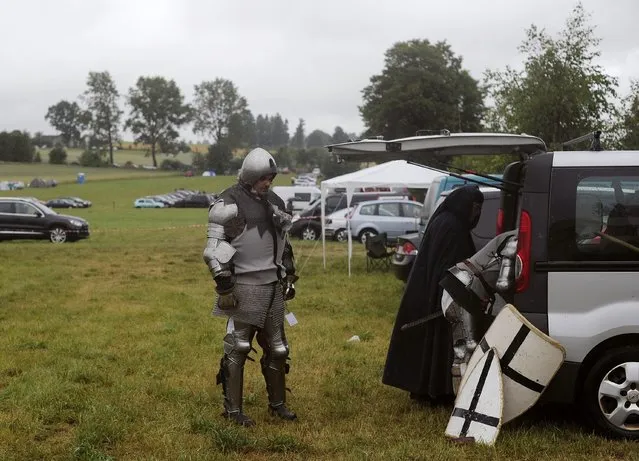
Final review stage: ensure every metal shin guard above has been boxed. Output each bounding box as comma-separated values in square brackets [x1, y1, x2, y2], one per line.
[217, 321, 255, 416]
[445, 301, 479, 395]
[257, 327, 289, 408]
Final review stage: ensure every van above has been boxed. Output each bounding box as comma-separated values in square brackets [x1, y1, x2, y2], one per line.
[328, 132, 639, 439]
[418, 173, 503, 239]
[272, 186, 321, 213]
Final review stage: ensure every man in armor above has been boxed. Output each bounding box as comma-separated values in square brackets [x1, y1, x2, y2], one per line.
[203, 147, 299, 427]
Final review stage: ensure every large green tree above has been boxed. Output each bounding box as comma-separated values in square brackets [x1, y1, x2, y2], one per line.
[360, 39, 484, 139]
[83, 71, 123, 165]
[484, 2, 618, 150]
[125, 76, 191, 167]
[305, 129, 332, 148]
[0, 131, 35, 162]
[331, 126, 350, 143]
[44, 100, 90, 147]
[192, 78, 249, 147]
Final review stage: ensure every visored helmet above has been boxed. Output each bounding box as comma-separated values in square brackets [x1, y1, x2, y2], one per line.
[239, 148, 277, 186]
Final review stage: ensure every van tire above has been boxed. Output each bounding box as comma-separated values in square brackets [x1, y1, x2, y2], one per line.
[581, 345, 639, 440]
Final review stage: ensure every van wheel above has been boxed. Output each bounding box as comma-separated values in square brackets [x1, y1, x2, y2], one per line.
[335, 229, 348, 242]
[359, 229, 377, 245]
[301, 226, 319, 241]
[49, 227, 68, 243]
[581, 345, 639, 439]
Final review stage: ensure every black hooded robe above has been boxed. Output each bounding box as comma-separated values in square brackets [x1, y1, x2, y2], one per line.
[382, 186, 484, 401]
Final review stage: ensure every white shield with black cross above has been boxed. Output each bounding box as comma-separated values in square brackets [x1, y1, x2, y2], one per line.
[459, 304, 566, 424]
[445, 347, 503, 446]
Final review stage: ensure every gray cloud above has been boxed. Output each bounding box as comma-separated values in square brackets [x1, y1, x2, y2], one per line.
[0, 0, 636, 139]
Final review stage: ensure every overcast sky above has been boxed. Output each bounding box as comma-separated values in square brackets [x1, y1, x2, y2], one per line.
[0, 0, 637, 141]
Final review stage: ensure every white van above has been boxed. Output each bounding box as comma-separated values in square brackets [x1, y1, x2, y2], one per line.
[272, 186, 321, 213]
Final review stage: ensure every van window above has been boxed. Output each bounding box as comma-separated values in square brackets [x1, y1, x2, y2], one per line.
[549, 170, 639, 262]
[294, 193, 311, 201]
[574, 177, 639, 259]
[325, 195, 343, 213]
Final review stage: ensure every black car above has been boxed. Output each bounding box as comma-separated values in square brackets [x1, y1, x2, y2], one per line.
[0, 198, 90, 243]
[46, 198, 79, 209]
[392, 187, 501, 282]
[290, 191, 412, 240]
[59, 196, 92, 207]
[173, 194, 214, 208]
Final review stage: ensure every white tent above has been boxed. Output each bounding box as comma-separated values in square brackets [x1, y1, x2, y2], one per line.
[320, 160, 445, 275]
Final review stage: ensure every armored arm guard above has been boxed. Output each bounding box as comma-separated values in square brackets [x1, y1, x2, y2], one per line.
[282, 235, 298, 283]
[203, 199, 238, 293]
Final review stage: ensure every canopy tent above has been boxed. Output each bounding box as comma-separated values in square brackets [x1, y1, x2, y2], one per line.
[320, 160, 445, 275]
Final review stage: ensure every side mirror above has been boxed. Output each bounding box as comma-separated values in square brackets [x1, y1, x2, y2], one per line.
[35, 211, 44, 217]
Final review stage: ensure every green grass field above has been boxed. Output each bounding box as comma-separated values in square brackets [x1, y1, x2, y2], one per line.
[0, 175, 635, 460]
[36, 147, 196, 168]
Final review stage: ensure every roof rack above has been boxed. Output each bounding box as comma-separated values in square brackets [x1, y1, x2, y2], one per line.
[415, 128, 451, 137]
[562, 130, 603, 151]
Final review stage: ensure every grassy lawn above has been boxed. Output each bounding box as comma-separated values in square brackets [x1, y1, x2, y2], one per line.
[0, 175, 635, 460]
[35, 147, 196, 167]
[0, 162, 182, 185]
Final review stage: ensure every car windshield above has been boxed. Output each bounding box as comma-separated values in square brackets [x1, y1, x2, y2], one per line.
[35, 201, 57, 215]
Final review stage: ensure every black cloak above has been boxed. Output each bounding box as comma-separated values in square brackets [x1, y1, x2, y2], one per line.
[382, 185, 485, 401]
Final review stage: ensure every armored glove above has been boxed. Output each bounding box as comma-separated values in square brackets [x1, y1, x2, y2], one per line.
[283, 274, 299, 301]
[215, 276, 237, 310]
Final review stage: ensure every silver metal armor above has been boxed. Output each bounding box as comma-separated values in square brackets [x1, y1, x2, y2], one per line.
[439, 230, 518, 393]
[203, 148, 298, 426]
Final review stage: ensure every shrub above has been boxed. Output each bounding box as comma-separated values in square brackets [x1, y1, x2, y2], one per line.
[48, 144, 67, 164]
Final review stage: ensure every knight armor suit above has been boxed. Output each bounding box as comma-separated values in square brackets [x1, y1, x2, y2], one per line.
[439, 230, 518, 393]
[202, 147, 298, 426]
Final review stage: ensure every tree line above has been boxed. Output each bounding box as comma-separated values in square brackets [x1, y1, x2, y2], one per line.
[39, 74, 358, 175]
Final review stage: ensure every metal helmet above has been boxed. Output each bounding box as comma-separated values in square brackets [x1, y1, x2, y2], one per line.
[239, 148, 277, 186]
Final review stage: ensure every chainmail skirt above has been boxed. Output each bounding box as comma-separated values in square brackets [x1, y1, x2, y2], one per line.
[213, 282, 285, 329]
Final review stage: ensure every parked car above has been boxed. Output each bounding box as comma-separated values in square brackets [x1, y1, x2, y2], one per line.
[347, 199, 423, 244]
[290, 191, 411, 241]
[328, 130, 639, 439]
[324, 207, 354, 242]
[392, 187, 501, 282]
[172, 194, 213, 208]
[134, 198, 165, 208]
[0, 197, 90, 243]
[59, 196, 92, 207]
[46, 198, 80, 209]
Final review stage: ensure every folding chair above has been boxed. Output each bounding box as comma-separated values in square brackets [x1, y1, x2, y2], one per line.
[365, 232, 394, 272]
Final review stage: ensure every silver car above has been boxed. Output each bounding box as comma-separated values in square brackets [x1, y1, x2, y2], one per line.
[347, 199, 422, 244]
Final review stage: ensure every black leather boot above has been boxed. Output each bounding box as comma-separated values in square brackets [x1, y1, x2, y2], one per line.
[268, 404, 297, 421]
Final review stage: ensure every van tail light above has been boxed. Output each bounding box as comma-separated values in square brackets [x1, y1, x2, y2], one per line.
[496, 208, 504, 234]
[515, 210, 532, 293]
